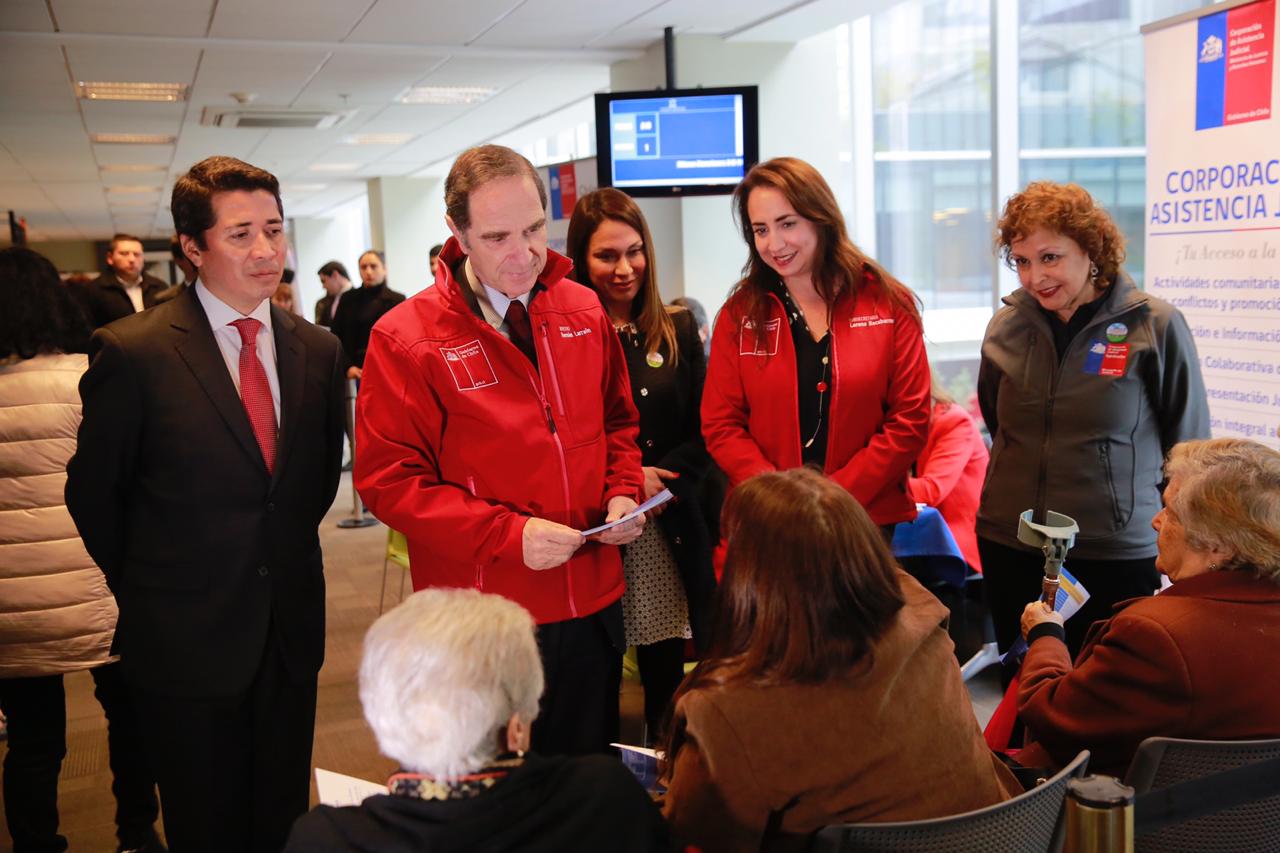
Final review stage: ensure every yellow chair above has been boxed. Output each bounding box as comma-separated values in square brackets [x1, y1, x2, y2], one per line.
[378, 529, 411, 614]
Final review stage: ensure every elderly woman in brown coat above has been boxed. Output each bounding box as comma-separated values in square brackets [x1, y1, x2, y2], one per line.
[1018, 438, 1280, 778]
[660, 468, 1020, 853]
[0, 247, 162, 853]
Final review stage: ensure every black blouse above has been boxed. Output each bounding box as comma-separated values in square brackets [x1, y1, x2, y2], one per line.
[615, 309, 709, 476]
[773, 284, 832, 467]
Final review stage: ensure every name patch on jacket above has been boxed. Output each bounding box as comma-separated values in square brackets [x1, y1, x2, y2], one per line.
[849, 314, 894, 329]
[739, 318, 781, 356]
[1082, 340, 1129, 377]
[440, 340, 499, 391]
[559, 325, 593, 339]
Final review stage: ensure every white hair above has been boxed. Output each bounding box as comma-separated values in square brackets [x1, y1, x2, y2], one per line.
[359, 588, 544, 779]
[1165, 438, 1280, 581]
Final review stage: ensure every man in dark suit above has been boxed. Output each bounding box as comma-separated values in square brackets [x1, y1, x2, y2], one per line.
[153, 234, 199, 304]
[313, 259, 351, 328]
[77, 233, 170, 327]
[66, 156, 346, 853]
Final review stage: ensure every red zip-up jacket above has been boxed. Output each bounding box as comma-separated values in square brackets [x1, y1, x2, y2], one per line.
[354, 239, 643, 624]
[702, 278, 930, 525]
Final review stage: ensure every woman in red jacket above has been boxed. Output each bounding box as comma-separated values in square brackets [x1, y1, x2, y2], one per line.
[907, 374, 989, 572]
[702, 157, 930, 535]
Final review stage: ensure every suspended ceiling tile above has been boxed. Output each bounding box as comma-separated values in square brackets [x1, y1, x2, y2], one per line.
[346, 0, 523, 45]
[93, 142, 176, 166]
[65, 43, 201, 87]
[472, 1, 637, 49]
[208, 0, 371, 42]
[297, 52, 449, 105]
[192, 48, 331, 106]
[50, 0, 214, 37]
[0, 0, 56, 32]
[80, 100, 185, 136]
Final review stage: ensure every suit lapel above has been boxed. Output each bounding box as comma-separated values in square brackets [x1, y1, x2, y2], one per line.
[271, 305, 306, 488]
[171, 288, 271, 474]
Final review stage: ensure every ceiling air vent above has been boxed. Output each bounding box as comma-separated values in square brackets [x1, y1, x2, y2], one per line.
[200, 106, 356, 130]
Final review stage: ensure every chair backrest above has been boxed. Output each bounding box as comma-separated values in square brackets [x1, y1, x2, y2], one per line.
[808, 750, 1089, 853]
[386, 528, 410, 568]
[1125, 736, 1280, 853]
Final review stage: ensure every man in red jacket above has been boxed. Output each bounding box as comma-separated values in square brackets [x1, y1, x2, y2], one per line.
[355, 144, 645, 755]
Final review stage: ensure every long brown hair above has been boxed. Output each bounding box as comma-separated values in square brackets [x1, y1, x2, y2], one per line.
[731, 157, 919, 345]
[566, 188, 678, 366]
[661, 468, 906, 757]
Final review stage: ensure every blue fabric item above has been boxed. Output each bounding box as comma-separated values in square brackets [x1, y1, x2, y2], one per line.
[891, 506, 970, 588]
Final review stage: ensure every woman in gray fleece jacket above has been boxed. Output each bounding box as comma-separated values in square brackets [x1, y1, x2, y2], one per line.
[977, 181, 1210, 656]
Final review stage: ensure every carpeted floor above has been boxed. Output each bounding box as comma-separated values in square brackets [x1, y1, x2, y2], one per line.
[0, 472, 999, 851]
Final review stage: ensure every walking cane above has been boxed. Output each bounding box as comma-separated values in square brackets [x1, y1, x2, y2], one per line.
[337, 377, 377, 529]
[1017, 509, 1079, 607]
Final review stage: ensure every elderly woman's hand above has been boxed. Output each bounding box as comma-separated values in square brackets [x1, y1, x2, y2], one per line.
[1021, 600, 1064, 640]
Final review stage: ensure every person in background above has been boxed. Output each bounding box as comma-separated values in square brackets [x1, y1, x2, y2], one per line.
[154, 235, 198, 305]
[315, 260, 352, 329]
[331, 249, 405, 381]
[669, 296, 709, 358]
[978, 181, 1210, 656]
[428, 243, 444, 279]
[355, 145, 644, 757]
[66, 156, 346, 853]
[0, 247, 164, 853]
[1017, 438, 1280, 778]
[75, 233, 168, 328]
[566, 188, 715, 743]
[907, 371, 989, 573]
[702, 157, 930, 543]
[284, 588, 670, 852]
[661, 469, 1020, 852]
[272, 281, 296, 314]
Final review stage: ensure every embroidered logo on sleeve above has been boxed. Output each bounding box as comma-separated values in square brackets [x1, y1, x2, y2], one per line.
[739, 318, 781, 356]
[440, 340, 499, 391]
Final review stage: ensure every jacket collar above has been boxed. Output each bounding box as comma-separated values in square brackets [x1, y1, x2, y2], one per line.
[1003, 270, 1148, 331]
[435, 236, 573, 316]
[1151, 568, 1280, 604]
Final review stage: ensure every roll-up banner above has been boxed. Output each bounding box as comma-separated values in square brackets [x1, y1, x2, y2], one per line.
[1143, 0, 1279, 448]
[539, 157, 598, 257]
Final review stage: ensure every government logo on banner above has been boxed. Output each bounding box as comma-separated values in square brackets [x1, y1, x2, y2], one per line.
[1196, 0, 1275, 129]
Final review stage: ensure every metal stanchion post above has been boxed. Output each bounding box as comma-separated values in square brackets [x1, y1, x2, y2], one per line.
[1064, 776, 1134, 853]
[337, 377, 377, 529]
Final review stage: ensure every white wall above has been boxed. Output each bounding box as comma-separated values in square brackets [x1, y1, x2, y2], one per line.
[367, 176, 447, 297]
[291, 193, 370, 321]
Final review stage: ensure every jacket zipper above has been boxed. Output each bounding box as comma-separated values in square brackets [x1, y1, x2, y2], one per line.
[822, 319, 840, 473]
[1098, 443, 1123, 527]
[466, 475, 485, 589]
[534, 322, 578, 619]
[1033, 331, 1056, 524]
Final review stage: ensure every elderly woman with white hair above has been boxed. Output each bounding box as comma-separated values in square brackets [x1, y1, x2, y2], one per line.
[1016, 437, 1280, 777]
[284, 588, 669, 852]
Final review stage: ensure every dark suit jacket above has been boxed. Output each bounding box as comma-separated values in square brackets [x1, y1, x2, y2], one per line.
[315, 293, 335, 328]
[76, 270, 170, 328]
[66, 287, 346, 698]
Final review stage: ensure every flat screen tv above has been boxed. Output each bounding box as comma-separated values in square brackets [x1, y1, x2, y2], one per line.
[595, 86, 758, 197]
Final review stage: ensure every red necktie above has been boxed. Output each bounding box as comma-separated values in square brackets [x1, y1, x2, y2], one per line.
[230, 318, 278, 473]
[504, 299, 538, 367]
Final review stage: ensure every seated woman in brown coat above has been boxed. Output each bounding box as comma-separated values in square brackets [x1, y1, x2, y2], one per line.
[660, 468, 1021, 853]
[1018, 438, 1280, 778]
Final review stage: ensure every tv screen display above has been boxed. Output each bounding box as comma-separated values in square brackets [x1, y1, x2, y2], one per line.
[595, 86, 758, 197]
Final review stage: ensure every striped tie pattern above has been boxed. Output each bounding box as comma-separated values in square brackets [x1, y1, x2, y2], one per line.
[230, 318, 277, 473]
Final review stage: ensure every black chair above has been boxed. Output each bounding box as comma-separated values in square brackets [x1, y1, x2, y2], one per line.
[1126, 736, 1280, 853]
[808, 750, 1089, 852]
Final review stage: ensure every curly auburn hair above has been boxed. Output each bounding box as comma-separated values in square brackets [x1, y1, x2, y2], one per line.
[996, 181, 1127, 283]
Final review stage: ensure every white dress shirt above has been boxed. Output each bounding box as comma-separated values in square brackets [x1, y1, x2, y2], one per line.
[463, 257, 530, 342]
[122, 279, 145, 312]
[195, 280, 282, 426]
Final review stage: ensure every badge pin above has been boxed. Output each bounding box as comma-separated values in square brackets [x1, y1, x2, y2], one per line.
[646, 351, 665, 368]
[1106, 322, 1128, 343]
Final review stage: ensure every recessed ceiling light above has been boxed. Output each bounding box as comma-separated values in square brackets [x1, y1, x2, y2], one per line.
[100, 164, 167, 173]
[398, 86, 497, 105]
[308, 163, 360, 173]
[77, 81, 188, 102]
[341, 133, 414, 146]
[91, 133, 176, 145]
